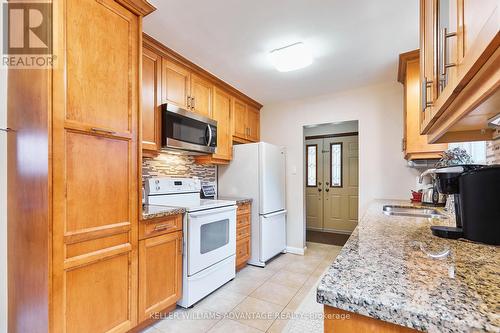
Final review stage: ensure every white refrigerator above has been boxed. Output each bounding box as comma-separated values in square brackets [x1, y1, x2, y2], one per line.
[218, 142, 286, 267]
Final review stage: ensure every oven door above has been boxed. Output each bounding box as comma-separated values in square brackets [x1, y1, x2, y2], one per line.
[187, 205, 236, 276]
[162, 104, 217, 154]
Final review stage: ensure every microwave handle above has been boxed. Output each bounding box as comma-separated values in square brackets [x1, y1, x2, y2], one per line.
[207, 124, 213, 147]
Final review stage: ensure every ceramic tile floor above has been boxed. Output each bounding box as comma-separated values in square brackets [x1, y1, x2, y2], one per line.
[142, 242, 342, 333]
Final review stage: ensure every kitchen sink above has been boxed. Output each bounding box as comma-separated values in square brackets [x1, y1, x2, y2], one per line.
[382, 205, 448, 219]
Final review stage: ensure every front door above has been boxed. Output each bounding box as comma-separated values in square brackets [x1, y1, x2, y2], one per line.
[305, 135, 359, 233]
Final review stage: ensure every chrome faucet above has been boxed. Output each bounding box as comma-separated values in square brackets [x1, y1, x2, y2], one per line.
[419, 168, 436, 184]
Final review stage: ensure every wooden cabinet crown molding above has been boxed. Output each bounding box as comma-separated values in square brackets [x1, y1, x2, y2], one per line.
[143, 33, 263, 110]
[115, 0, 156, 16]
[397, 50, 420, 84]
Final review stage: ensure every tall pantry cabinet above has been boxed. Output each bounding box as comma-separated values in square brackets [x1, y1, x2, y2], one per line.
[7, 0, 155, 332]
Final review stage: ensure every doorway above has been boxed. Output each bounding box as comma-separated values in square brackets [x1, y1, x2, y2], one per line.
[304, 121, 359, 245]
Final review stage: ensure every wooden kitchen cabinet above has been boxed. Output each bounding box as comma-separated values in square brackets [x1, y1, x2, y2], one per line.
[398, 50, 447, 160]
[138, 230, 183, 322]
[162, 58, 191, 110]
[142, 46, 162, 156]
[232, 98, 261, 143]
[142, 35, 262, 159]
[196, 86, 233, 164]
[162, 61, 213, 117]
[236, 202, 252, 270]
[190, 73, 213, 118]
[246, 105, 260, 142]
[419, 0, 499, 143]
[7, 0, 155, 332]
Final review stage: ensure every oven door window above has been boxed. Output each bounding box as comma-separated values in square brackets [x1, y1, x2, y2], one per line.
[200, 219, 229, 254]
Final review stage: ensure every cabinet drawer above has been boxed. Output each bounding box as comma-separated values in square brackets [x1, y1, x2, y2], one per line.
[236, 237, 250, 266]
[237, 225, 250, 240]
[140, 214, 182, 240]
[237, 203, 251, 216]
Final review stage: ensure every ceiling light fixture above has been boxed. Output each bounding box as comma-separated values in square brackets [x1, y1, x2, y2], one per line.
[269, 42, 313, 72]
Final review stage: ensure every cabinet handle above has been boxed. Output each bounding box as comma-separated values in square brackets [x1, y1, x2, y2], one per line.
[154, 223, 174, 231]
[440, 28, 457, 78]
[0, 127, 15, 133]
[187, 96, 191, 109]
[191, 97, 195, 109]
[90, 127, 116, 135]
[421, 78, 433, 112]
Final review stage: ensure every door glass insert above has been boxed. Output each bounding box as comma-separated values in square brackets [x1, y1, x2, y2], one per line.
[330, 143, 342, 187]
[200, 219, 229, 254]
[306, 145, 317, 187]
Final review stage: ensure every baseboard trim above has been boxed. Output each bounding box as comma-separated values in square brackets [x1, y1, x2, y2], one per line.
[285, 246, 305, 255]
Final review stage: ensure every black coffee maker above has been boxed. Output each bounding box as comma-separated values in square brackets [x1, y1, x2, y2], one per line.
[432, 164, 500, 245]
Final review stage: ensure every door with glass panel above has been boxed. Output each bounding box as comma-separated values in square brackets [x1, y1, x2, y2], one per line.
[305, 135, 359, 233]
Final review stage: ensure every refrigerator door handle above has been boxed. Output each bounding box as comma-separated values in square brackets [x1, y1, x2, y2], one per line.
[262, 210, 287, 218]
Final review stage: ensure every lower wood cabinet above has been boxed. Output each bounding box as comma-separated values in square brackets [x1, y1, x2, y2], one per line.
[236, 202, 252, 270]
[139, 229, 183, 322]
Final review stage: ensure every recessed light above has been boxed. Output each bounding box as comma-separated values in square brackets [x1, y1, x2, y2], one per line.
[269, 42, 313, 72]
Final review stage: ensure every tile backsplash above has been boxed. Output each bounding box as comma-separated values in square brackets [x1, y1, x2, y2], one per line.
[142, 153, 217, 188]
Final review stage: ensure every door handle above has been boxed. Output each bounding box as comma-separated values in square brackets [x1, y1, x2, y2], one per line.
[90, 127, 116, 135]
[0, 128, 15, 133]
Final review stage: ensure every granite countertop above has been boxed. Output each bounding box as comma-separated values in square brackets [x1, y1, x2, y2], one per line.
[217, 196, 253, 205]
[317, 200, 500, 333]
[142, 204, 185, 221]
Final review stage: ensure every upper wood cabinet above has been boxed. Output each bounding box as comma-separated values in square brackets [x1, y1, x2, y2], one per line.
[233, 98, 249, 139]
[142, 47, 162, 155]
[247, 105, 260, 142]
[162, 59, 191, 110]
[190, 73, 213, 118]
[232, 97, 260, 143]
[142, 35, 262, 160]
[419, 0, 499, 143]
[398, 50, 447, 160]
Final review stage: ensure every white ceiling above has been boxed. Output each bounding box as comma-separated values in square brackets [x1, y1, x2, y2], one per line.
[143, 0, 419, 105]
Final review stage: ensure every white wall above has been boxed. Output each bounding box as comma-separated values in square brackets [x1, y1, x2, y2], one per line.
[304, 120, 358, 137]
[261, 82, 421, 250]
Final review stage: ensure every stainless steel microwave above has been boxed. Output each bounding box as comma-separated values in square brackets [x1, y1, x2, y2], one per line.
[161, 104, 217, 155]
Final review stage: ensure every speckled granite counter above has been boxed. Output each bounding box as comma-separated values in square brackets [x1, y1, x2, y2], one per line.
[217, 196, 253, 205]
[142, 205, 185, 221]
[317, 200, 500, 333]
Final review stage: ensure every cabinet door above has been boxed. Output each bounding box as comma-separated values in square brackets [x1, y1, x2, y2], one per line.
[404, 58, 447, 158]
[142, 47, 161, 153]
[139, 231, 183, 322]
[462, 0, 499, 58]
[436, 0, 459, 94]
[420, 0, 438, 128]
[246, 105, 260, 142]
[52, 0, 139, 331]
[190, 73, 213, 117]
[162, 59, 191, 109]
[232, 98, 248, 139]
[212, 86, 232, 160]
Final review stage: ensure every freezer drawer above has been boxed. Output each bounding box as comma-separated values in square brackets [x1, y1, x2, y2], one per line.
[259, 210, 287, 262]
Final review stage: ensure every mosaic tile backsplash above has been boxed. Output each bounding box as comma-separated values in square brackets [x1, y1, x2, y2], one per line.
[142, 153, 217, 188]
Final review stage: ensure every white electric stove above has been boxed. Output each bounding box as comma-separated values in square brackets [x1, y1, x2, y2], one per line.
[144, 177, 237, 308]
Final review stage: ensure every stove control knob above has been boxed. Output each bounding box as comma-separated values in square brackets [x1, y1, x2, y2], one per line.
[156, 186, 160, 191]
